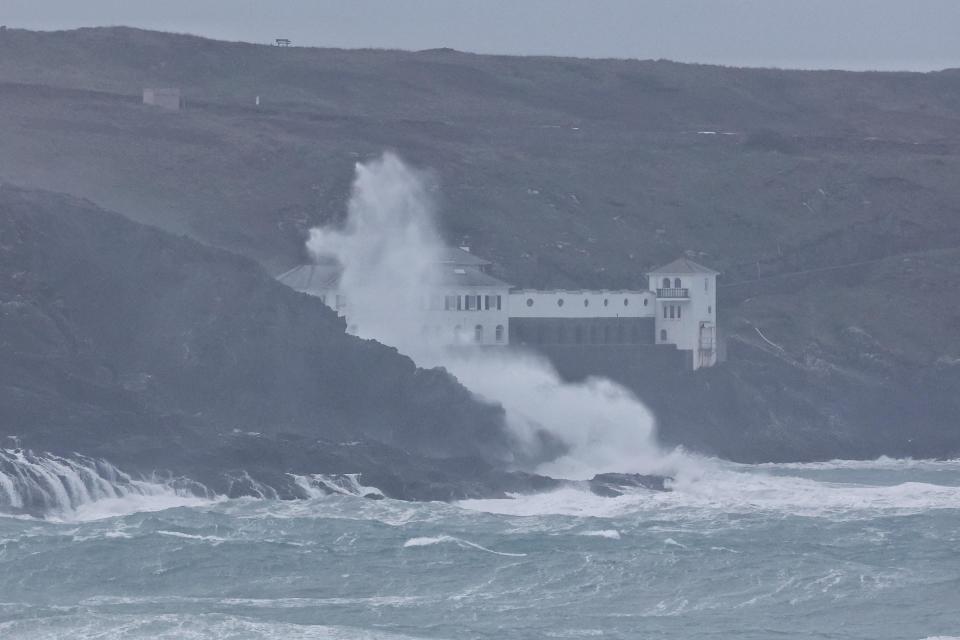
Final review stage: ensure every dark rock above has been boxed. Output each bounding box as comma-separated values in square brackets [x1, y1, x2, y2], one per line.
[589, 473, 671, 496]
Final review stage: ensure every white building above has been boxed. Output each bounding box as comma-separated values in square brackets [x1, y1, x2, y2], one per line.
[278, 248, 512, 346]
[278, 251, 720, 370]
[143, 88, 183, 110]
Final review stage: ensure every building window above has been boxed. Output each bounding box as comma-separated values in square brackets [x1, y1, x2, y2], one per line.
[677, 305, 681, 319]
[708, 306, 712, 314]
[497, 295, 502, 310]
[583, 298, 589, 307]
[623, 298, 629, 306]
[495, 325, 505, 342]
[558, 298, 565, 307]
[604, 298, 609, 307]
[484, 295, 491, 310]
[457, 296, 463, 311]
[663, 306, 668, 319]
[643, 298, 649, 306]
[705, 278, 709, 291]
[674, 278, 682, 288]
[526, 298, 534, 307]
[466, 296, 475, 311]
[476, 295, 483, 310]
[660, 329, 667, 342]
[662, 278, 670, 288]
[444, 295, 455, 310]
[474, 325, 483, 343]
[669, 306, 675, 319]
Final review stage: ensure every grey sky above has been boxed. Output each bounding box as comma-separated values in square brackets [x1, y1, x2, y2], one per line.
[6, 0, 960, 71]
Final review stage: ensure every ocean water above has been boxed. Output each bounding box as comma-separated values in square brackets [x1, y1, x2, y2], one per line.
[1, 456, 959, 639]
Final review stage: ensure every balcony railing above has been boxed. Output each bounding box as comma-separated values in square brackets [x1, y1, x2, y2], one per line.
[656, 288, 689, 299]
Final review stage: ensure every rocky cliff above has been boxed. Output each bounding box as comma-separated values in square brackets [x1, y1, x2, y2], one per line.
[0, 185, 552, 500]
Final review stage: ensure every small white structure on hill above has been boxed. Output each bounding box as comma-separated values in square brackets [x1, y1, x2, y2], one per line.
[278, 250, 720, 370]
[143, 88, 183, 110]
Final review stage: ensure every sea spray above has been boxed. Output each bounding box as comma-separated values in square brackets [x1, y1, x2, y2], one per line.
[306, 152, 675, 479]
[0, 449, 211, 520]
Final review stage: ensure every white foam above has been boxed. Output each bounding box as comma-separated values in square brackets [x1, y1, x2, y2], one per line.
[1, 449, 215, 522]
[403, 535, 526, 557]
[754, 457, 960, 471]
[458, 459, 960, 520]
[578, 529, 621, 539]
[291, 473, 384, 498]
[0, 613, 431, 640]
[156, 530, 228, 544]
[59, 494, 216, 523]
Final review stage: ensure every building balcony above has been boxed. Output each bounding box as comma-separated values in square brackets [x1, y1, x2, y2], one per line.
[656, 288, 689, 299]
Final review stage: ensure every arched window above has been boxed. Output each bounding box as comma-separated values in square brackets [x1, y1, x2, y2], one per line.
[495, 324, 505, 343]
[660, 329, 668, 342]
[623, 298, 629, 306]
[674, 278, 682, 288]
[474, 324, 484, 343]
[557, 298, 565, 307]
[662, 278, 670, 288]
[526, 297, 534, 307]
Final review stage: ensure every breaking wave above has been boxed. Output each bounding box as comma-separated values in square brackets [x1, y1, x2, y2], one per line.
[0, 449, 212, 521]
[291, 473, 385, 499]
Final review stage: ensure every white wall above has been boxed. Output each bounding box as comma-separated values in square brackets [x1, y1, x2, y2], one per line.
[508, 290, 655, 319]
[422, 286, 511, 346]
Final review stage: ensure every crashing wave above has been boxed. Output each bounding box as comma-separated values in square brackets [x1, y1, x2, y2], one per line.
[0, 449, 210, 519]
[290, 473, 385, 499]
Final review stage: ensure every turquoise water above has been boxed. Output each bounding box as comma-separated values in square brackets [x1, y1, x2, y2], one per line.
[1, 458, 959, 639]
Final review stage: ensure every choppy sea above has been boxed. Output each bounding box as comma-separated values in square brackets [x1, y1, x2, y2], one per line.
[1, 455, 959, 639]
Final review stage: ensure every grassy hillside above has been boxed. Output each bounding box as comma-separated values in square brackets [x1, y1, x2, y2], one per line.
[1, 26, 958, 459]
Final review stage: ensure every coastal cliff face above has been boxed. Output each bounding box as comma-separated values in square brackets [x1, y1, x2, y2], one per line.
[0, 27, 958, 462]
[0, 185, 534, 500]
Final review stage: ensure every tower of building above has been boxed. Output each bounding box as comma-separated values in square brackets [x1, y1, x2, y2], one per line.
[647, 257, 719, 370]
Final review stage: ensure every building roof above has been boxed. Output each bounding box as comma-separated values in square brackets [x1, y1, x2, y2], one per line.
[435, 247, 491, 266]
[435, 265, 511, 288]
[648, 257, 719, 275]
[276, 263, 341, 293]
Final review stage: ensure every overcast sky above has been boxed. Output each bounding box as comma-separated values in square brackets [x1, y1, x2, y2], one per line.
[6, 0, 960, 71]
